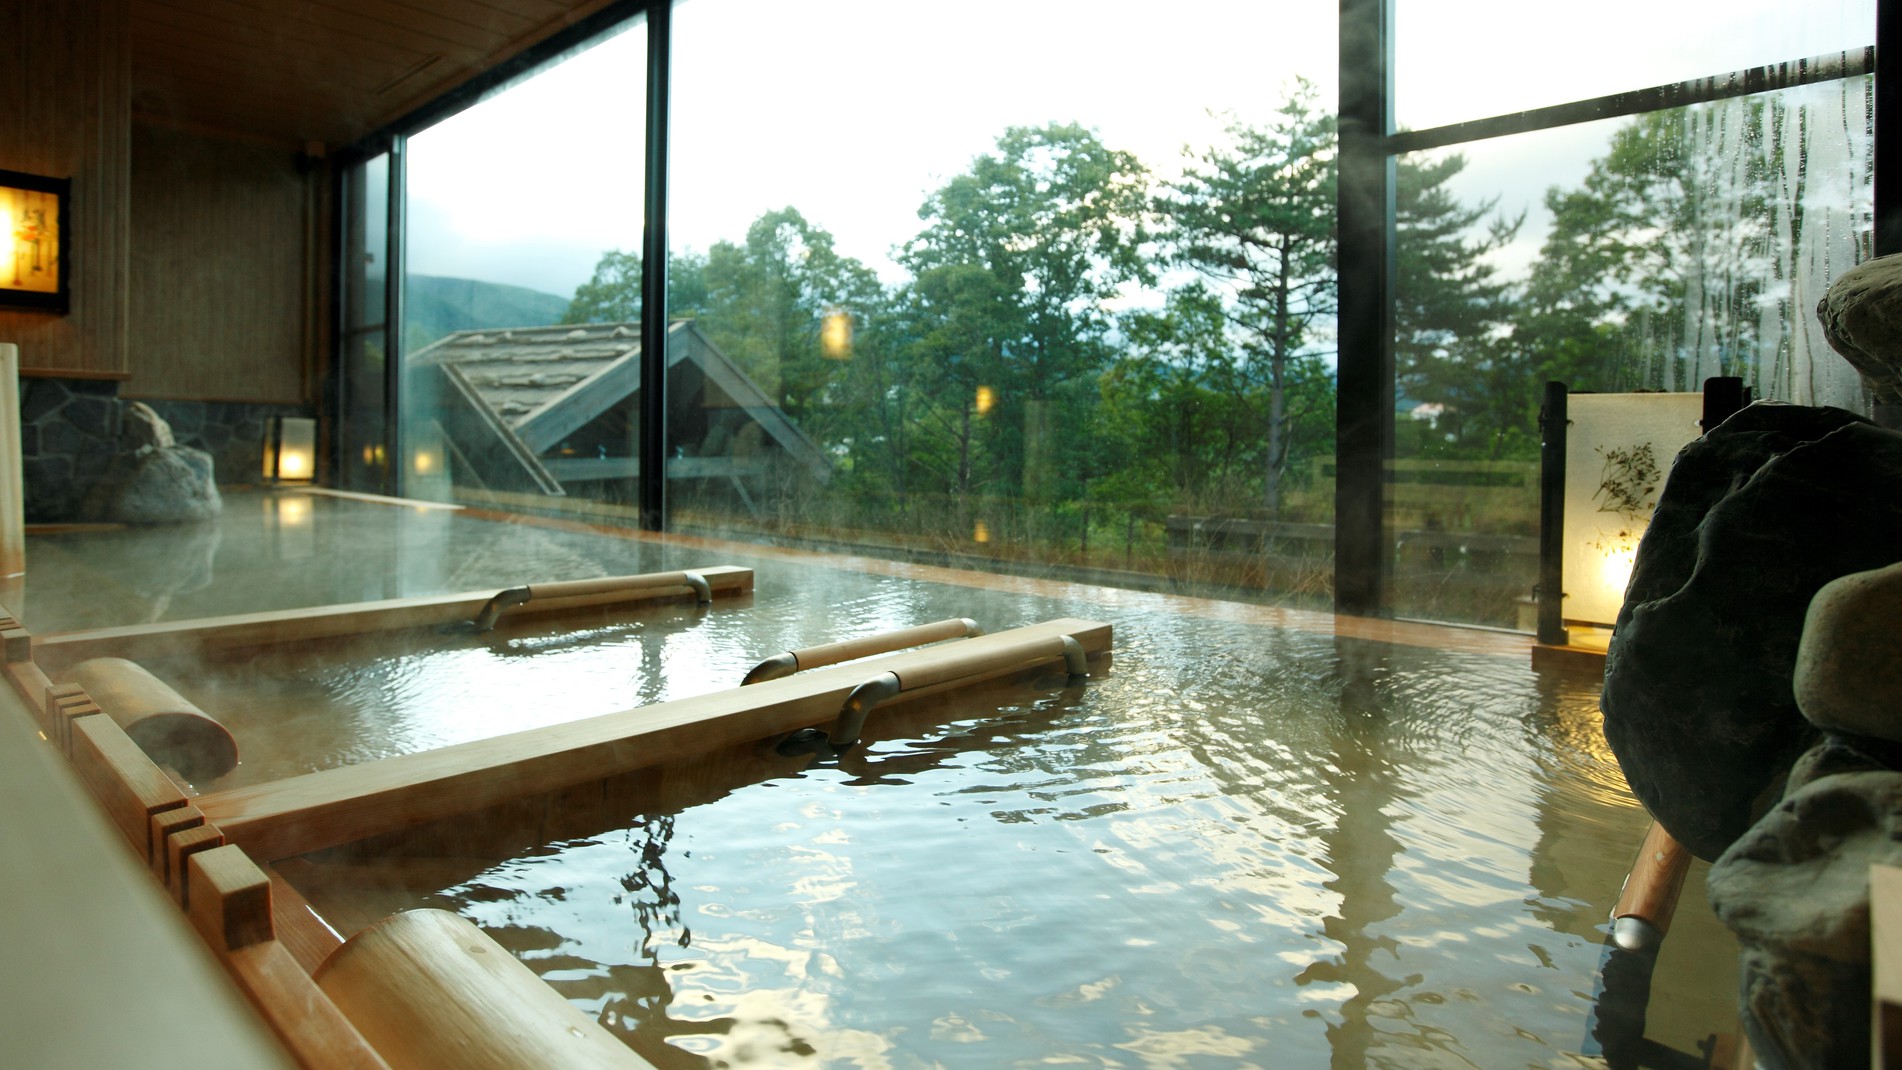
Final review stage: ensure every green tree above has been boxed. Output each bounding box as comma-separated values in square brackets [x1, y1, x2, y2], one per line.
[1160, 82, 1336, 515]
[1392, 152, 1525, 458]
[695, 207, 885, 430]
[563, 211, 888, 448]
[902, 122, 1153, 504]
[562, 248, 709, 325]
[1511, 100, 1787, 400]
[1107, 281, 1260, 505]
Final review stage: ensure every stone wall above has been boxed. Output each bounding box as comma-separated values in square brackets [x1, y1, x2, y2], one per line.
[18, 377, 309, 521]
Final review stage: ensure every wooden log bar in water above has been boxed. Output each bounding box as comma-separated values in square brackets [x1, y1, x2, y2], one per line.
[70, 657, 239, 782]
[197, 617, 1112, 861]
[315, 909, 656, 1070]
[30, 565, 753, 671]
[1611, 821, 1693, 951]
[890, 630, 1085, 691]
[743, 617, 983, 684]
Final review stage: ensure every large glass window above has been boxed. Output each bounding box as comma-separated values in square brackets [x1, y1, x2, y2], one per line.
[1387, 75, 1875, 626]
[360, 1, 1882, 629]
[651, 0, 1339, 604]
[337, 151, 390, 493]
[1395, 0, 1875, 131]
[399, 21, 647, 506]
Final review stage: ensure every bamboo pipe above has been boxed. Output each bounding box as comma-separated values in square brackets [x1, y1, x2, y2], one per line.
[468, 570, 712, 631]
[314, 909, 656, 1070]
[70, 657, 238, 783]
[742, 617, 983, 684]
[829, 632, 1089, 747]
[1611, 821, 1692, 952]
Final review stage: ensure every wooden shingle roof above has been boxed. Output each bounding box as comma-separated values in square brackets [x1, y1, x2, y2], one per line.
[407, 320, 829, 496]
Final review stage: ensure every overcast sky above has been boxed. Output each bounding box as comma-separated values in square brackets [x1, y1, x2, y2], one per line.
[404, 0, 1874, 301]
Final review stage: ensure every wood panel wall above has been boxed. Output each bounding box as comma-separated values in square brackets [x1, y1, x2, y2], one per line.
[0, 0, 132, 379]
[127, 124, 318, 403]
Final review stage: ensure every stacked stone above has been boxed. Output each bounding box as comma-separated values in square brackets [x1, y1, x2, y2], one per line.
[15, 377, 307, 522]
[18, 378, 122, 521]
[1704, 565, 1902, 1069]
[1600, 253, 1902, 1070]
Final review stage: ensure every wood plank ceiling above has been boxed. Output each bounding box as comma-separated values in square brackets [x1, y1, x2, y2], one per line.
[129, 0, 621, 149]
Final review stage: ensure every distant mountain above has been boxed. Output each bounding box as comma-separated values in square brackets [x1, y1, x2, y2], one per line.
[405, 274, 571, 353]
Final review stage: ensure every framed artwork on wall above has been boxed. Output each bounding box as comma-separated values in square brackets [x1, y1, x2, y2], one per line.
[0, 169, 70, 314]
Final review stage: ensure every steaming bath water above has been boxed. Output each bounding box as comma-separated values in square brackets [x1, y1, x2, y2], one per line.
[11, 492, 1741, 1067]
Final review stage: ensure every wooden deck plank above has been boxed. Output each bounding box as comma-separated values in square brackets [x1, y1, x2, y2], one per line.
[188, 844, 275, 953]
[263, 864, 345, 974]
[168, 824, 226, 904]
[224, 940, 393, 1070]
[68, 713, 190, 861]
[2, 664, 61, 734]
[150, 804, 206, 884]
[199, 618, 1112, 862]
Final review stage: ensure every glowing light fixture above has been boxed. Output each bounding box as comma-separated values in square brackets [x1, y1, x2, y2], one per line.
[0, 169, 69, 314]
[821, 310, 852, 360]
[1537, 380, 1744, 647]
[975, 385, 996, 416]
[1558, 392, 1702, 629]
[973, 520, 991, 544]
[264, 416, 317, 484]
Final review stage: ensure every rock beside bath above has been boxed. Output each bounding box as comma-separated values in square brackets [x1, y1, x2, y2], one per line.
[1707, 759, 1902, 1070]
[1601, 404, 1902, 861]
[95, 446, 222, 524]
[122, 400, 176, 452]
[1818, 252, 1902, 405]
[1795, 560, 1902, 743]
[81, 402, 222, 524]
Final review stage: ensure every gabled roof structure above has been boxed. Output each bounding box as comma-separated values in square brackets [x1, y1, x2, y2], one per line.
[407, 320, 830, 498]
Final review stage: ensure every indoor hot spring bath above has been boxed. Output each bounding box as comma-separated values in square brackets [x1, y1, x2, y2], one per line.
[5, 490, 1743, 1069]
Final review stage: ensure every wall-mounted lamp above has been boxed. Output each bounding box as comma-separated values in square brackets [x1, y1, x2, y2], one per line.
[1537, 379, 1748, 647]
[263, 416, 317, 484]
[0, 169, 70, 314]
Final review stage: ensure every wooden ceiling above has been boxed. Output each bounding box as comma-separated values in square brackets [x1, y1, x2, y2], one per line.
[129, 0, 622, 149]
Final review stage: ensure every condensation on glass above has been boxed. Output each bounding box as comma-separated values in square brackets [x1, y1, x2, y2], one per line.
[1389, 75, 1875, 628]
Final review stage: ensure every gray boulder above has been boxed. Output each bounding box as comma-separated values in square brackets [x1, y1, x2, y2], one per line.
[98, 446, 222, 524]
[1794, 560, 1902, 743]
[81, 403, 222, 524]
[1708, 749, 1902, 1069]
[1818, 252, 1902, 405]
[121, 401, 175, 452]
[1602, 403, 1902, 860]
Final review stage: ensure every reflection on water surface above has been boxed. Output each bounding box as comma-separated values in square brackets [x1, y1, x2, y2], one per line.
[14, 493, 1740, 1068]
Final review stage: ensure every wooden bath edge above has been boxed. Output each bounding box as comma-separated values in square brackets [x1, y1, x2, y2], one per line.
[26, 565, 753, 672]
